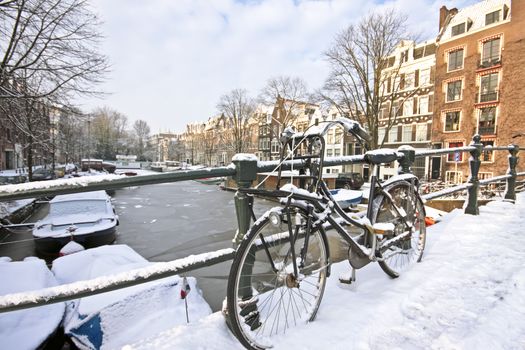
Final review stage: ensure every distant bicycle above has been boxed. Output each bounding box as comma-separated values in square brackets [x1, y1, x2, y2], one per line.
[225, 119, 426, 350]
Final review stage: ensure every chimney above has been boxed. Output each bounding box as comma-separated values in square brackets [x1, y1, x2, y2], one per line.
[439, 6, 458, 31]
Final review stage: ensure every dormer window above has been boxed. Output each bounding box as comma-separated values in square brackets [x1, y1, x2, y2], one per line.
[485, 10, 501, 25]
[451, 19, 473, 37]
[451, 23, 465, 36]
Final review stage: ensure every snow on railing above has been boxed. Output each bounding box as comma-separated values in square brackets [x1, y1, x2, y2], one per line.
[0, 248, 235, 314]
[0, 137, 523, 313]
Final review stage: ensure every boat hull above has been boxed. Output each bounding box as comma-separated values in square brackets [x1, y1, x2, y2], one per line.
[34, 226, 117, 259]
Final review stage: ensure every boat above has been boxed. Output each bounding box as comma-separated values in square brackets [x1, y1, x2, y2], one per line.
[329, 188, 363, 209]
[51, 245, 212, 349]
[32, 190, 118, 258]
[0, 257, 65, 350]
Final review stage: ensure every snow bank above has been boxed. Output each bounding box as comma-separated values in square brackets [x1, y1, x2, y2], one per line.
[0, 258, 65, 350]
[52, 245, 212, 349]
[124, 194, 525, 349]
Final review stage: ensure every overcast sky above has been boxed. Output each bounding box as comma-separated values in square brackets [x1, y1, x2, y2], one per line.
[83, 0, 478, 133]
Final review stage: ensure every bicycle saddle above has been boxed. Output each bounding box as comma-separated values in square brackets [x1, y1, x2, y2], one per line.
[363, 149, 400, 165]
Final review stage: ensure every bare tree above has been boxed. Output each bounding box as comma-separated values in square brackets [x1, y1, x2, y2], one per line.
[321, 9, 417, 149]
[90, 107, 128, 160]
[259, 76, 310, 130]
[217, 89, 255, 154]
[0, 0, 108, 101]
[132, 119, 151, 161]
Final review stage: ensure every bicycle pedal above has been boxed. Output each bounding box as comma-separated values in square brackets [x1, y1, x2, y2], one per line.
[338, 273, 354, 284]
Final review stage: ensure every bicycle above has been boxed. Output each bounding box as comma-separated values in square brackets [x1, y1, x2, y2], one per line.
[225, 119, 427, 350]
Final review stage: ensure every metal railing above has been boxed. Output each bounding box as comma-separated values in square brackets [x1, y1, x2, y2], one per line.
[0, 134, 523, 314]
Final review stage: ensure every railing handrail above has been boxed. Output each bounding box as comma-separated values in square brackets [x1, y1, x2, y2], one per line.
[1, 145, 518, 202]
[0, 137, 522, 314]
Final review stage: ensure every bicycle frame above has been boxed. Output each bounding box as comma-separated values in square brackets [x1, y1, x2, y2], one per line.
[240, 120, 418, 275]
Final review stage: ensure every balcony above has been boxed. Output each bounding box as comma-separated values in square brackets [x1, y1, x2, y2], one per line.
[478, 56, 502, 70]
[478, 125, 496, 135]
[476, 90, 499, 104]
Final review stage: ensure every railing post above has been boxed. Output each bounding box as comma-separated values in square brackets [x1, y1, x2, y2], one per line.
[397, 145, 415, 175]
[232, 154, 258, 247]
[465, 134, 482, 215]
[504, 144, 519, 201]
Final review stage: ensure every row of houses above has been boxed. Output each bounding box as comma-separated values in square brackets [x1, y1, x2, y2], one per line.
[154, 0, 524, 183]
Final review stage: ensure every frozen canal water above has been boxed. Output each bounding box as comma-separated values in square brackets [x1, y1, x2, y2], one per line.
[108, 180, 275, 312]
[0, 180, 349, 312]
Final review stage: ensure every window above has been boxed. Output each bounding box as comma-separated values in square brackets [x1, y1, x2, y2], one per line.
[448, 49, 464, 71]
[405, 72, 415, 89]
[482, 38, 501, 65]
[481, 140, 494, 162]
[334, 130, 342, 144]
[485, 10, 501, 25]
[388, 126, 399, 143]
[416, 124, 428, 141]
[401, 50, 409, 63]
[334, 149, 341, 157]
[445, 111, 460, 132]
[326, 149, 333, 157]
[402, 125, 413, 142]
[451, 23, 466, 36]
[403, 98, 413, 116]
[445, 171, 463, 184]
[354, 143, 363, 155]
[271, 139, 279, 153]
[479, 107, 496, 135]
[420, 68, 431, 86]
[447, 141, 464, 162]
[479, 73, 499, 102]
[378, 127, 386, 144]
[418, 96, 429, 114]
[446, 80, 462, 102]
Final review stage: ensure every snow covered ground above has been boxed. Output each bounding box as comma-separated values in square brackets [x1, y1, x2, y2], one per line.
[125, 193, 525, 350]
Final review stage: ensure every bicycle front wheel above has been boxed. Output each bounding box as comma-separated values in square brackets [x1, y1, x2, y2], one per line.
[226, 206, 329, 350]
[372, 180, 426, 278]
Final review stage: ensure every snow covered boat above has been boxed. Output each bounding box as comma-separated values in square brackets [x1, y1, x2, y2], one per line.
[329, 188, 363, 209]
[52, 245, 211, 349]
[32, 190, 118, 258]
[0, 257, 65, 350]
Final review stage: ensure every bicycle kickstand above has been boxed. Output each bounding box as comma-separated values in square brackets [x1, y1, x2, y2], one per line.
[338, 267, 357, 285]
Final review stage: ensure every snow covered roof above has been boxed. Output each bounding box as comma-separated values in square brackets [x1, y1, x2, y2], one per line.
[440, 0, 510, 42]
[50, 190, 110, 203]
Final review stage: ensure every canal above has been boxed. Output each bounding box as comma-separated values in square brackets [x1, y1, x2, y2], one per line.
[0, 180, 350, 312]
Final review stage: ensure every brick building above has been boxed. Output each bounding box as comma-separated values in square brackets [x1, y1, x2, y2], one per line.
[432, 0, 525, 183]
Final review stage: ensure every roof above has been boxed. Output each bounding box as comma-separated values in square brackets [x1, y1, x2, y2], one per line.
[50, 190, 110, 203]
[440, 0, 511, 42]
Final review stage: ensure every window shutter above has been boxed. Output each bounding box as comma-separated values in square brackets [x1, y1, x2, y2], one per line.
[413, 96, 418, 114]
[428, 94, 434, 112]
[414, 70, 419, 87]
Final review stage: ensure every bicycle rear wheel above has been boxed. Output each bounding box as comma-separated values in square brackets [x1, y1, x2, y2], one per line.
[372, 180, 426, 278]
[226, 206, 329, 350]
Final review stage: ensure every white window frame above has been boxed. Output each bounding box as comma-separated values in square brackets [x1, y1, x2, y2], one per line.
[415, 123, 428, 142]
[420, 68, 431, 86]
[402, 125, 413, 143]
[447, 48, 464, 72]
[418, 96, 429, 114]
[445, 171, 463, 184]
[446, 80, 463, 102]
[444, 111, 461, 133]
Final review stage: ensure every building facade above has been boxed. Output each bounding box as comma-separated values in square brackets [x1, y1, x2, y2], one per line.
[379, 40, 436, 180]
[432, 0, 525, 183]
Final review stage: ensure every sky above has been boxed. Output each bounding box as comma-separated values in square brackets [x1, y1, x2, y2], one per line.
[82, 0, 480, 134]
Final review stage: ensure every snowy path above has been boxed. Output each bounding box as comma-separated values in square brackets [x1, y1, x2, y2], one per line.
[126, 194, 525, 350]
